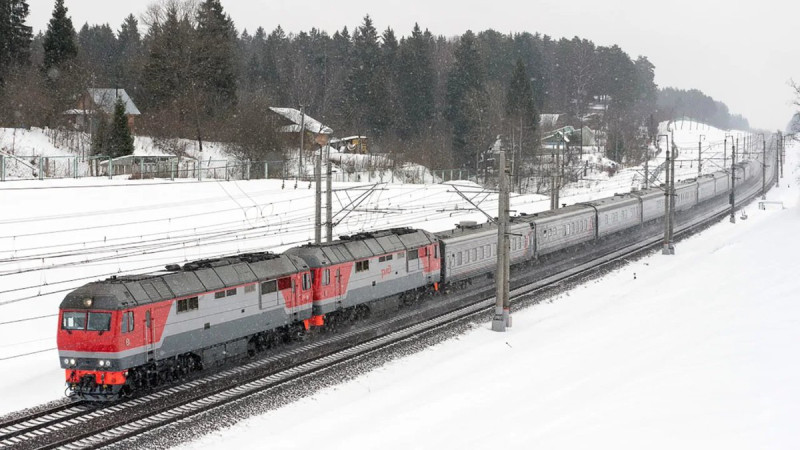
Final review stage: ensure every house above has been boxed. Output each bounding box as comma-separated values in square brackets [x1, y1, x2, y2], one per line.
[541, 126, 597, 151]
[65, 88, 141, 133]
[268, 107, 333, 150]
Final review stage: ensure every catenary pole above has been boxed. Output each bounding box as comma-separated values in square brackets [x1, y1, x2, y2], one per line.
[660, 134, 673, 255]
[492, 151, 509, 332]
[776, 131, 781, 187]
[326, 144, 333, 242]
[698, 135, 704, 177]
[315, 143, 322, 244]
[730, 138, 737, 224]
[668, 131, 676, 249]
[761, 134, 766, 200]
[298, 105, 305, 180]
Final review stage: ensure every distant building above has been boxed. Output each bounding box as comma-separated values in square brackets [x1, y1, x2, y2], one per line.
[65, 88, 141, 133]
[329, 135, 368, 154]
[541, 126, 597, 151]
[268, 107, 333, 150]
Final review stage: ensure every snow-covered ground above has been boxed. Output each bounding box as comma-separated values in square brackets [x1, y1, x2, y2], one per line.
[182, 142, 800, 449]
[0, 120, 777, 429]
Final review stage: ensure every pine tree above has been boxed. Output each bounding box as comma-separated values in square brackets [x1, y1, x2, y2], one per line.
[141, 6, 194, 111]
[505, 58, 538, 186]
[107, 96, 134, 157]
[445, 30, 488, 168]
[0, 0, 33, 83]
[344, 15, 390, 138]
[42, 0, 77, 71]
[9, 0, 32, 64]
[116, 14, 142, 90]
[397, 23, 435, 139]
[195, 0, 238, 114]
[77, 23, 117, 85]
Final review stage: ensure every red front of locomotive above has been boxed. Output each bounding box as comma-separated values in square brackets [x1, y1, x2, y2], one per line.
[57, 283, 145, 399]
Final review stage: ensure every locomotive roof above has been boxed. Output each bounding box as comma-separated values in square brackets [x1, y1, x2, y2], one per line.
[60, 252, 309, 310]
[284, 227, 436, 267]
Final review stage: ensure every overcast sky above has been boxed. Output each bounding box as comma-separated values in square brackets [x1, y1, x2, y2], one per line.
[24, 0, 800, 131]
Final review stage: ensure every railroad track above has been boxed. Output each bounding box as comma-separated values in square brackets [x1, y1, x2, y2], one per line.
[0, 401, 94, 444]
[0, 176, 772, 450]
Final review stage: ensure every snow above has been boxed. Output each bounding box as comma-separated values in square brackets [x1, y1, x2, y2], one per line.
[0, 119, 790, 449]
[182, 142, 800, 449]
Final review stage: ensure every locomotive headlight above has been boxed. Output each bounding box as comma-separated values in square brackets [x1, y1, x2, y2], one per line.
[69, 358, 76, 365]
[82, 297, 93, 307]
[63, 358, 69, 365]
[98, 360, 106, 367]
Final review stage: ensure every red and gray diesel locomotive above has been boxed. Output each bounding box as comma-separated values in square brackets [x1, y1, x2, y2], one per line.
[57, 158, 768, 400]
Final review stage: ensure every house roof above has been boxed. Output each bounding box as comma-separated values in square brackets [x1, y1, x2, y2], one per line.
[269, 107, 333, 135]
[87, 88, 141, 115]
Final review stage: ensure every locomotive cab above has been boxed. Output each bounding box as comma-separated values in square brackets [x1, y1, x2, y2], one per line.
[57, 287, 130, 399]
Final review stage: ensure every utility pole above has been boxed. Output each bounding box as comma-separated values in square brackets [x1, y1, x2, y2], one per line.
[730, 138, 737, 224]
[326, 144, 333, 242]
[492, 150, 511, 332]
[660, 134, 674, 255]
[315, 142, 322, 244]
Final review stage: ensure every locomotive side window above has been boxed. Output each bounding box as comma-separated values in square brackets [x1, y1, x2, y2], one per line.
[214, 291, 225, 299]
[278, 277, 291, 290]
[302, 273, 312, 290]
[408, 249, 419, 260]
[177, 297, 199, 313]
[226, 288, 237, 297]
[261, 280, 277, 294]
[87, 312, 111, 331]
[122, 311, 135, 332]
[62, 311, 86, 330]
[356, 260, 370, 272]
[322, 269, 330, 286]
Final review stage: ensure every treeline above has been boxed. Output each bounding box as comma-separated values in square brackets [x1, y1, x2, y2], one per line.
[657, 87, 749, 131]
[0, 0, 747, 169]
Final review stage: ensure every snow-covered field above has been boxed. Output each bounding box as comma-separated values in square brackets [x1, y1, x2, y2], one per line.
[0, 120, 784, 447]
[183, 143, 800, 449]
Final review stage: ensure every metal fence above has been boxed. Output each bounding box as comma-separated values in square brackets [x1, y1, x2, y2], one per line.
[0, 152, 477, 185]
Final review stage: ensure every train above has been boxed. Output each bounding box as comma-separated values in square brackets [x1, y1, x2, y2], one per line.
[57, 156, 769, 400]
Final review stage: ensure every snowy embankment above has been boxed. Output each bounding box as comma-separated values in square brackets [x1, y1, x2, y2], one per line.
[0, 120, 765, 421]
[182, 147, 800, 449]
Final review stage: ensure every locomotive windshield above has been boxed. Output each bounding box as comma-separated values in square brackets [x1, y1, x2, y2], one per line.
[62, 311, 86, 330]
[61, 311, 112, 331]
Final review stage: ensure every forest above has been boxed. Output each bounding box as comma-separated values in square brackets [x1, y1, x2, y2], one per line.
[0, 0, 751, 171]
